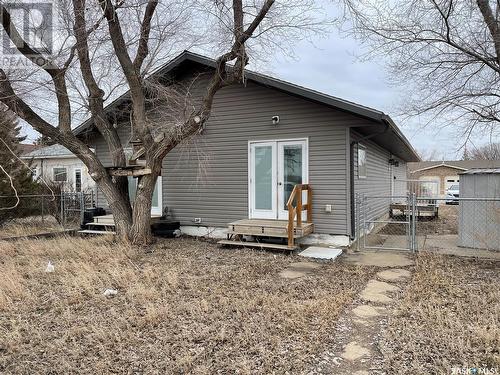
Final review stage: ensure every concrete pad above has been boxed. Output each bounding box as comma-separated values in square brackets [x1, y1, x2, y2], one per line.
[360, 280, 400, 304]
[279, 270, 306, 279]
[376, 268, 411, 281]
[287, 261, 322, 272]
[425, 235, 500, 260]
[278, 261, 321, 279]
[343, 251, 414, 268]
[341, 341, 371, 361]
[299, 246, 342, 260]
[352, 304, 384, 319]
[353, 371, 369, 375]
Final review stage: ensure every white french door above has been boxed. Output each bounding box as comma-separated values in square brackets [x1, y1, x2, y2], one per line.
[249, 139, 308, 220]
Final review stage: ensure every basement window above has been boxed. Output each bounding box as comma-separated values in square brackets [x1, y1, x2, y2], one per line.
[53, 167, 67, 182]
[358, 144, 367, 178]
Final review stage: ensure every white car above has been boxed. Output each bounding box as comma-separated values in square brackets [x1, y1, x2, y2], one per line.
[445, 184, 459, 204]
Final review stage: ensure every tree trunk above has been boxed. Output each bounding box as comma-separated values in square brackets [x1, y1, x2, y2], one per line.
[129, 161, 161, 244]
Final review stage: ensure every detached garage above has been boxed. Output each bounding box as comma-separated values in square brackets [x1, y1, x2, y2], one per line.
[458, 169, 500, 251]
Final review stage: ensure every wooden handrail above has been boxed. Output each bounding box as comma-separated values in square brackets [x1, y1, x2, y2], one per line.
[287, 184, 312, 248]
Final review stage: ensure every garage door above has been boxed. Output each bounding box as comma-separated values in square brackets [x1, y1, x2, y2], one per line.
[445, 176, 460, 191]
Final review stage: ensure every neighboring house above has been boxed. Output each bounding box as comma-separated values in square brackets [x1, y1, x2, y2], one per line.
[74, 51, 419, 246]
[21, 144, 96, 193]
[408, 160, 500, 197]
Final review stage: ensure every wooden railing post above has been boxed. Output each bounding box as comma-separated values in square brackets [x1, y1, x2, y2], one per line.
[297, 185, 302, 227]
[307, 185, 312, 223]
[286, 184, 312, 249]
[288, 205, 294, 248]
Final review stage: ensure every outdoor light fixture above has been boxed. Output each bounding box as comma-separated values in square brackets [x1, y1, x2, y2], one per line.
[272, 115, 280, 125]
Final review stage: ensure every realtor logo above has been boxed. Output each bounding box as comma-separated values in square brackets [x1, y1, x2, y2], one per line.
[2, 1, 54, 56]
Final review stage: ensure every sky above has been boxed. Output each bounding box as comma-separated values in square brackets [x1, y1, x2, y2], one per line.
[266, 30, 464, 160]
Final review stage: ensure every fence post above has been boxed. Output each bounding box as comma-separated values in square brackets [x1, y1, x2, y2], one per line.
[60, 193, 64, 228]
[80, 192, 85, 227]
[41, 195, 44, 223]
[409, 193, 416, 252]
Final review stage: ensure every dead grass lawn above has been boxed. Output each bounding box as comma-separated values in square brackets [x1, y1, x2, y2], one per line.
[381, 252, 500, 374]
[0, 237, 374, 373]
[0, 217, 64, 239]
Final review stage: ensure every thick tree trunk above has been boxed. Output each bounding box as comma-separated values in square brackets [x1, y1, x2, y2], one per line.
[129, 161, 162, 244]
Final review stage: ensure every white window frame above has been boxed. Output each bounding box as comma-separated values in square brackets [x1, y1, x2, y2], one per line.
[53, 167, 68, 182]
[357, 144, 367, 179]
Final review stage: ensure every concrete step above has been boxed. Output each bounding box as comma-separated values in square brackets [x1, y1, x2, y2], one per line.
[218, 240, 296, 251]
[78, 229, 116, 235]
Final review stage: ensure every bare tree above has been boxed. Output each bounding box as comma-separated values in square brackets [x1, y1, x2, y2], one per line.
[0, 0, 325, 244]
[417, 147, 442, 161]
[341, 0, 500, 145]
[468, 142, 500, 160]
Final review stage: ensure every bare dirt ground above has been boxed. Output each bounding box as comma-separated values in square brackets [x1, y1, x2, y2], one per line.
[380, 252, 500, 374]
[0, 236, 375, 374]
[0, 217, 64, 239]
[378, 204, 458, 236]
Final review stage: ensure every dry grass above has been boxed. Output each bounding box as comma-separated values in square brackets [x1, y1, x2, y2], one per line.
[381, 252, 500, 374]
[0, 236, 374, 373]
[0, 217, 64, 239]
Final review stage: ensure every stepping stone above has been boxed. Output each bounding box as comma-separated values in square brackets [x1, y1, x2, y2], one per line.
[343, 252, 414, 267]
[360, 280, 400, 304]
[279, 261, 321, 279]
[377, 268, 411, 281]
[353, 371, 369, 375]
[299, 246, 342, 260]
[341, 341, 371, 361]
[352, 304, 384, 319]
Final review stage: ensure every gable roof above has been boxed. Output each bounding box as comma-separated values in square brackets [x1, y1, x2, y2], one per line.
[19, 143, 39, 155]
[409, 160, 500, 173]
[21, 144, 76, 159]
[74, 50, 420, 162]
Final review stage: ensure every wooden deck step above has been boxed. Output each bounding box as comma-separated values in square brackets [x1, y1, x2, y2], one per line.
[218, 240, 296, 251]
[227, 219, 314, 238]
[78, 229, 116, 235]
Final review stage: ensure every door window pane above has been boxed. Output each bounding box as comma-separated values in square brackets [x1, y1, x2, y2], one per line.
[255, 145, 273, 210]
[283, 145, 302, 210]
[128, 177, 137, 203]
[152, 180, 159, 208]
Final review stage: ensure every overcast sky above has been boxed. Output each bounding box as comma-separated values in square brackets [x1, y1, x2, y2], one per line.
[266, 30, 466, 160]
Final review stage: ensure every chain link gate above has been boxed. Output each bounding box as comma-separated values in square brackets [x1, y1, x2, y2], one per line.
[356, 193, 418, 252]
[61, 191, 96, 227]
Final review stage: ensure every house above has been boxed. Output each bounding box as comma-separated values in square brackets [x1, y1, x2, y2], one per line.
[22, 144, 96, 193]
[75, 51, 419, 246]
[408, 160, 500, 197]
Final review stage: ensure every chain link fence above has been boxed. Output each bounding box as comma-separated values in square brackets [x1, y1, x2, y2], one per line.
[356, 193, 500, 253]
[0, 192, 96, 232]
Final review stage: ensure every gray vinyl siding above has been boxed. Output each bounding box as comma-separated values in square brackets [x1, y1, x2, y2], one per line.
[90, 77, 395, 236]
[351, 131, 392, 228]
[163, 81, 356, 235]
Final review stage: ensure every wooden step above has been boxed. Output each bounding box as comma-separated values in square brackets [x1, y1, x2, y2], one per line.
[227, 219, 314, 238]
[218, 240, 297, 251]
[78, 229, 116, 235]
